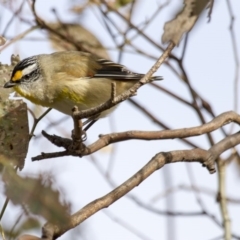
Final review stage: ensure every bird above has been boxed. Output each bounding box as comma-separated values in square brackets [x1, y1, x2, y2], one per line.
[4, 51, 162, 125]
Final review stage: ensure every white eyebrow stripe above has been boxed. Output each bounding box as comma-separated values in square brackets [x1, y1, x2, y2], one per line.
[22, 63, 37, 75]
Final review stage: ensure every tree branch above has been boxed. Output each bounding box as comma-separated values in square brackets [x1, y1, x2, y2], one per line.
[41, 148, 216, 239]
[32, 111, 240, 162]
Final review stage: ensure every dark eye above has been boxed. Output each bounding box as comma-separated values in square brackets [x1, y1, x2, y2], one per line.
[24, 74, 30, 80]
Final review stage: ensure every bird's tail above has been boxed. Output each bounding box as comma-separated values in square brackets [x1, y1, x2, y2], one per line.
[151, 76, 163, 81]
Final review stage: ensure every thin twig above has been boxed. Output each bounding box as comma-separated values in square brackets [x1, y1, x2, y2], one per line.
[29, 108, 52, 140]
[128, 98, 199, 148]
[9, 212, 24, 240]
[0, 26, 38, 51]
[151, 184, 240, 205]
[1, 0, 25, 37]
[0, 223, 6, 240]
[217, 160, 231, 240]
[103, 210, 154, 240]
[226, 0, 240, 133]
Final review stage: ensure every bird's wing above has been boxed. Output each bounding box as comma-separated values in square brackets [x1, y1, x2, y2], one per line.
[94, 59, 162, 81]
[52, 51, 162, 81]
[93, 59, 144, 80]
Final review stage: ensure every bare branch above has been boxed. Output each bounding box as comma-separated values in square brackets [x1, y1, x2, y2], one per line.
[41, 148, 216, 239]
[31, 111, 240, 162]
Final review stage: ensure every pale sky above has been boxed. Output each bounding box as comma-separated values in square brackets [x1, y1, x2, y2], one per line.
[0, 0, 240, 239]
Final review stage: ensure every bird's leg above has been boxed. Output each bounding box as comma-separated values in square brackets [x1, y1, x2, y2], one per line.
[71, 111, 99, 155]
[82, 114, 100, 131]
[71, 106, 88, 153]
[83, 119, 98, 132]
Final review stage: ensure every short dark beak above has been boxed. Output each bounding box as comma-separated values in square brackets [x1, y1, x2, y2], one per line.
[4, 81, 17, 88]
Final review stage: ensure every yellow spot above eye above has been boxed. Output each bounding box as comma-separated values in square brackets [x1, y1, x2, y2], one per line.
[12, 70, 22, 81]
